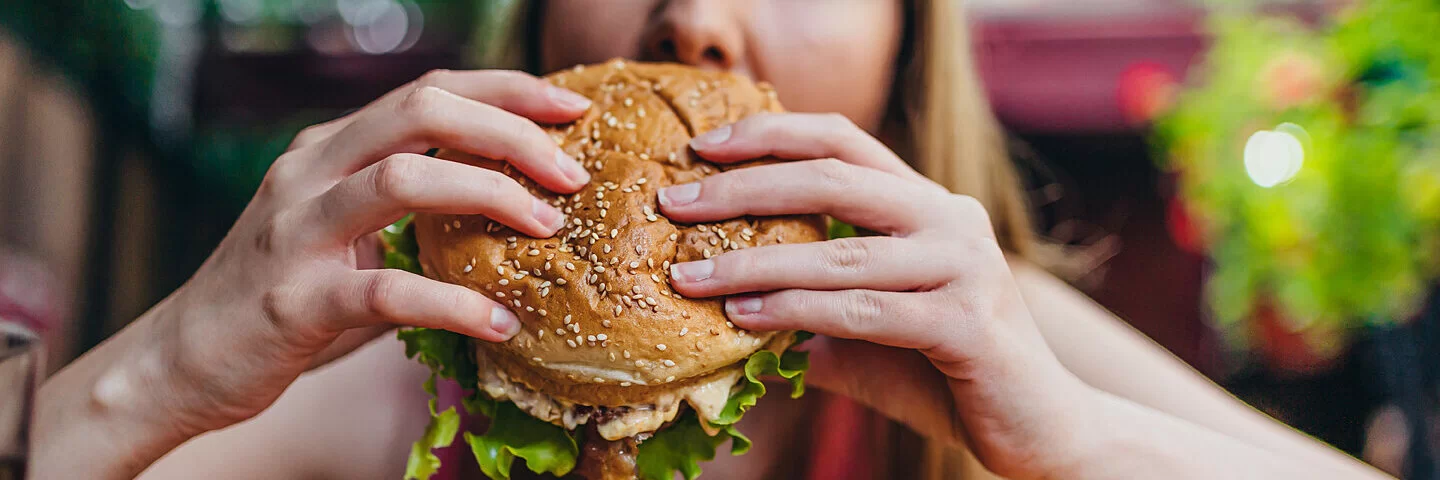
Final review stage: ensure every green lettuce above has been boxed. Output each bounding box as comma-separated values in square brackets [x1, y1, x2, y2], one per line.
[404, 397, 461, 480]
[464, 398, 580, 479]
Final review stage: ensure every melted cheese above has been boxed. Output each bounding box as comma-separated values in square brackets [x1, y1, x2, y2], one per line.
[475, 352, 744, 441]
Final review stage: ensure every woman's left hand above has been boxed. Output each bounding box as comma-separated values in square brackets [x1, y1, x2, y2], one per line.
[659, 113, 1096, 479]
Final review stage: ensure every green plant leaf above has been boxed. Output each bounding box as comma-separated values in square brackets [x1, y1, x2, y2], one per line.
[404, 396, 462, 480]
[464, 397, 580, 480]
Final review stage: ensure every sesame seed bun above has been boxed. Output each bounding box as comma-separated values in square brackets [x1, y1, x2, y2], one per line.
[413, 60, 827, 409]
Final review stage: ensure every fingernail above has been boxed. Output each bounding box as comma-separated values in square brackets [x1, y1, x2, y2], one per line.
[548, 86, 592, 110]
[658, 182, 701, 208]
[670, 260, 714, 283]
[690, 125, 732, 150]
[557, 150, 591, 185]
[726, 296, 763, 316]
[533, 198, 565, 232]
[490, 306, 521, 338]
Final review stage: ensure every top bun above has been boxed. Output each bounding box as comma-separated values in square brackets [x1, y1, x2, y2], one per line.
[413, 60, 826, 406]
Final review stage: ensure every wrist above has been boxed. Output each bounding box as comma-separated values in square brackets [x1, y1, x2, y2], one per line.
[32, 297, 206, 479]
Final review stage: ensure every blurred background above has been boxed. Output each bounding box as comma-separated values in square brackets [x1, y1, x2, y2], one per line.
[6, 0, 1440, 477]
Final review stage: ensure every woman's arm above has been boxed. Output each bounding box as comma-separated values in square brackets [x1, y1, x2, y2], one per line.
[138, 335, 432, 479]
[1013, 262, 1386, 477]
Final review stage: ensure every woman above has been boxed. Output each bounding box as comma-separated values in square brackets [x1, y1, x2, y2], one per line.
[33, 0, 1390, 479]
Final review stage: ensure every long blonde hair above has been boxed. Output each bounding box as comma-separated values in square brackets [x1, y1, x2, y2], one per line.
[481, 1, 1035, 478]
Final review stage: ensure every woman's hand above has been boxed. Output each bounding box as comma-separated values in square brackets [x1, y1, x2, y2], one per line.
[659, 113, 1094, 479]
[34, 70, 594, 479]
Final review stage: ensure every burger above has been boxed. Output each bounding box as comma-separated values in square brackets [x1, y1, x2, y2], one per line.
[385, 60, 828, 480]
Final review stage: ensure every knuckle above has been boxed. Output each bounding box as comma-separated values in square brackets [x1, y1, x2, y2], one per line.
[289, 125, 329, 149]
[371, 154, 425, 203]
[821, 238, 872, 274]
[813, 158, 856, 190]
[949, 194, 991, 221]
[362, 271, 406, 318]
[838, 290, 885, 333]
[398, 85, 445, 120]
[823, 112, 858, 132]
[415, 69, 453, 88]
[260, 151, 306, 195]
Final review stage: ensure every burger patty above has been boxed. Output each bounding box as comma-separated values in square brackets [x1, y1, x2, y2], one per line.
[475, 349, 741, 440]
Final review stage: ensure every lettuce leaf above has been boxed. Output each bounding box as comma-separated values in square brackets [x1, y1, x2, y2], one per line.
[634, 332, 814, 480]
[464, 397, 580, 479]
[405, 397, 462, 480]
[382, 214, 423, 274]
[710, 349, 811, 427]
[636, 411, 751, 480]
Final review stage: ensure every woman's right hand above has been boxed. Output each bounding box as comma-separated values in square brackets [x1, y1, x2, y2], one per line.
[36, 70, 594, 478]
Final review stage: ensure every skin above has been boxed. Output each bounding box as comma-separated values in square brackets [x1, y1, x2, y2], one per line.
[32, 1, 1390, 479]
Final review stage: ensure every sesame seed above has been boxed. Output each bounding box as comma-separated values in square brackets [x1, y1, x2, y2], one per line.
[646, 297, 658, 306]
[665, 375, 676, 382]
[564, 315, 572, 324]
[537, 330, 545, 339]
[528, 249, 540, 256]
[556, 278, 568, 285]
[496, 266, 506, 275]
[512, 299, 521, 308]
[511, 290, 522, 296]
[594, 377, 605, 383]
[629, 261, 640, 269]
[679, 327, 689, 336]
[634, 360, 645, 367]
[587, 335, 596, 342]
[621, 382, 632, 387]
[602, 320, 612, 328]
[570, 323, 580, 333]
[541, 287, 550, 297]
[726, 321, 735, 328]
[463, 264, 474, 273]
[525, 306, 535, 312]
[557, 328, 567, 335]
[656, 344, 667, 351]
[499, 279, 510, 286]
[567, 339, 577, 348]
[623, 350, 631, 358]
[703, 249, 712, 258]
[513, 273, 526, 280]
[576, 335, 584, 345]
[594, 265, 606, 273]
[604, 244, 612, 254]
[538, 309, 548, 317]
[496, 292, 507, 298]
[647, 214, 658, 222]
[663, 359, 676, 367]
[615, 305, 623, 316]
[566, 263, 576, 271]
[624, 97, 634, 107]
[668, 233, 678, 242]
[597, 333, 608, 341]
[651, 273, 662, 282]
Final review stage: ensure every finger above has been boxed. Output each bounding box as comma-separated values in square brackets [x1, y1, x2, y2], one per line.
[669, 237, 956, 297]
[658, 159, 953, 236]
[318, 269, 520, 342]
[400, 69, 592, 124]
[725, 289, 946, 352]
[688, 113, 940, 188]
[299, 153, 565, 244]
[320, 85, 590, 193]
[288, 70, 589, 153]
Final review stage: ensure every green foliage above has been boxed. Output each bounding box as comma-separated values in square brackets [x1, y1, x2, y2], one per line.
[1156, 0, 1440, 354]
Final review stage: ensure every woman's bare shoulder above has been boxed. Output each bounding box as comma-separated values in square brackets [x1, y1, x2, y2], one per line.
[140, 335, 433, 480]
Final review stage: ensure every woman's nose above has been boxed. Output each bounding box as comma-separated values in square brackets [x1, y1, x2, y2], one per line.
[642, 0, 747, 72]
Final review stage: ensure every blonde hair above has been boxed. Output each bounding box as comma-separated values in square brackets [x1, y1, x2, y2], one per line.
[481, 1, 1037, 478]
